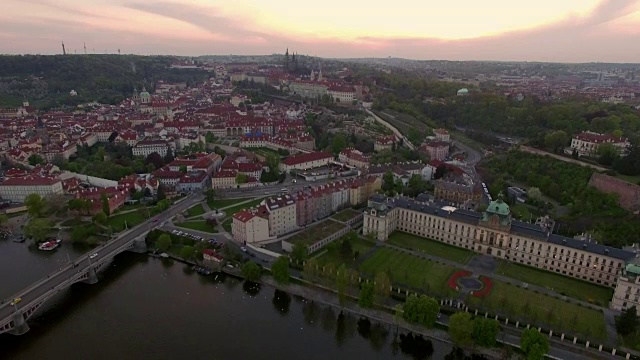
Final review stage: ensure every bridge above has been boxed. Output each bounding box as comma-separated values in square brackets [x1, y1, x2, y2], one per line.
[0, 193, 202, 336]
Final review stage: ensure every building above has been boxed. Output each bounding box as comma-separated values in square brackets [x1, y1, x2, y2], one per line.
[202, 249, 224, 263]
[327, 85, 355, 103]
[232, 207, 270, 244]
[338, 148, 370, 168]
[289, 81, 328, 99]
[612, 263, 640, 314]
[375, 136, 396, 152]
[434, 179, 482, 206]
[265, 195, 297, 237]
[176, 171, 209, 193]
[132, 139, 171, 157]
[421, 141, 450, 161]
[0, 176, 64, 202]
[363, 194, 634, 288]
[570, 131, 630, 157]
[433, 128, 451, 142]
[279, 152, 333, 172]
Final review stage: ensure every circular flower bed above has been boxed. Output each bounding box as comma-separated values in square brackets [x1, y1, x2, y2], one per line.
[471, 276, 493, 298]
[447, 270, 472, 290]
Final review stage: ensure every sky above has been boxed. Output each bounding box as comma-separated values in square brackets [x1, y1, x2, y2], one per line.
[1, 0, 640, 62]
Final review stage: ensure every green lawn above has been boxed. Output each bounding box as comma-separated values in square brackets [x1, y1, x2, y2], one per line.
[222, 197, 266, 216]
[509, 203, 537, 221]
[314, 237, 376, 266]
[221, 219, 232, 232]
[60, 218, 91, 227]
[615, 173, 640, 186]
[208, 197, 252, 210]
[496, 261, 613, 306]
[185, 204, 206, 217]
[331, 208, 361, 223]
[107, 212, 146, 232]
[176, 220, 217, 233]
[466, 279, 607, 340]
[359, 248, 459, 297]
[287, 220, 347, 246]
[387, 232, 474, 264]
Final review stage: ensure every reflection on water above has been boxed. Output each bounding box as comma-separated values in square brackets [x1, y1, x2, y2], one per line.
[272, 289, 291, 316]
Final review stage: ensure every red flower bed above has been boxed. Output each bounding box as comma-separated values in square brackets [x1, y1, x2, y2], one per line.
[447, 270, 472, 290]
[471, 276, 493, 298]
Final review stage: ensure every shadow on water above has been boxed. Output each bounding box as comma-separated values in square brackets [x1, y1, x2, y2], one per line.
[0, 252, 147, 353]
[444, 347, 490, 360]
[334, 311, 357, 348]
[398, 333, 434, 360]
[272, 289, 291, 316]
[357, 318, 389, 352]
[242, 281, 261, 297]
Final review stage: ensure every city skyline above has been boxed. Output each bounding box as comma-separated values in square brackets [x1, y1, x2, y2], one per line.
[1, 0, 639, 62]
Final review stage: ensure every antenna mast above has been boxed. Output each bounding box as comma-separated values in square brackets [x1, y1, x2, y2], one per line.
[84, 42, 87, 55]
[61, 41, 66, 55]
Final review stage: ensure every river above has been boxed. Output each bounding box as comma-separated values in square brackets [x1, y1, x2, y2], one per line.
[0, 239, 455, 360]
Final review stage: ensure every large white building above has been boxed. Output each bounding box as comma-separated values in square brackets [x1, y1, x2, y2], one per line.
[265, 195, 297, 237]
[232, 206, 270, 244]
[279, 152, 333, 172]
[570, 131, 630, 157]
[612, 263, 640, 314]
[0, 176, 64, 202]
[132, 139, 171, 157]
[363, 194, 635, 289]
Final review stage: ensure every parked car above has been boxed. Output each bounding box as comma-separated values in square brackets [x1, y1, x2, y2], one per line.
[89, 253, 98, 259]
[240, 247, 247, 252]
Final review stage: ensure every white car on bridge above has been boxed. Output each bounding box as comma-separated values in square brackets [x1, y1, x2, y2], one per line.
[89, 253, 98, 259]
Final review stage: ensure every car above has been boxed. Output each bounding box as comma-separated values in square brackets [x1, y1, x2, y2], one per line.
[152, 219, 159, 223]
[292, 179, 297, 183]
[89, 253, 98, 259]
[240, 247, 247, 252]
[10, 297, 21, 306]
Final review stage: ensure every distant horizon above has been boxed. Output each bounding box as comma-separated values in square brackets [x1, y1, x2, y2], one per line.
[2, 0, 639, 63]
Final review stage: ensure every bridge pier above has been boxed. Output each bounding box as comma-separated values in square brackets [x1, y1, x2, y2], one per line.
[130, 237, 148, 254]
[9, 311, 30, 335]
[84, 266, 99, 284]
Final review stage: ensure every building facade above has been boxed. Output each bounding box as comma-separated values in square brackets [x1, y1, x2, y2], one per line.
[612, 263, 640, 314]
[0, 176, 64, 202]
[570, 131, 630, 157]
[232, 207, 270, 244]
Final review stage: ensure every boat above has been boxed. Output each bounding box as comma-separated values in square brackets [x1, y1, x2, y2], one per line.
[38, 239, 61, 251]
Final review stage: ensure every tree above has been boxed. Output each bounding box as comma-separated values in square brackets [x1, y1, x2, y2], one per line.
[331, 133, 347, 155]
[336, 264, 350, 306]
[204, 188, 215, 203]
[271, 256, 290, 284]
[24, 218, 51, 242]
[71, 225, 95, 244]
[235, 173, 248, 184]
[403, 294, 439, 328]
[520, 329, 549, 360]
[617, 306, 639, 336]
[544, 130, 568, 153]
[28, 154, 45, 166]
[340, 236, 353, 261]
[448, 312, 474, 347]
[473, 318, 500, 347]
[241, 261, 262, 282]
[597, 143, 618, 166]
[382, 170, 395, 193]
[527, 187, 542, 202]
[358, 282, 375, 308]
[0, 214, 8, 226]
[374, 272, 391, 300]
[100, 192, 110, 216]
[205, 131, 216, 143]
[156, 234, 172, 252]
[163, 147, 174, 163]
[180, 245, 195, 260]
[303, 258, 320, 281]
[291, 242, 309, 263]
[434, 164, 447, 179]
[68, 198, 92, 215]
[92, 211, 108, 226]
[157, 184, 166, 201]
[25, 194, 46, 217]
[179, 165, 188, 173]
[144, 152, 164, 170]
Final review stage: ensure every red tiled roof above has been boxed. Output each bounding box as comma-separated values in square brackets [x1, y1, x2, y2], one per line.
[281, 152, 332, 166]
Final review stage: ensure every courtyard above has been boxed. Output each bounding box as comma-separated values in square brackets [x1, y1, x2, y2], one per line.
[387, 232, 474, 264]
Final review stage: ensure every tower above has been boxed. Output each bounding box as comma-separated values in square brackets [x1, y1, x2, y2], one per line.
[284, 48, 290, 70]
[84, 42, 87, 55]
[61, 41, 66, 55]
[317, 62, 323, 81]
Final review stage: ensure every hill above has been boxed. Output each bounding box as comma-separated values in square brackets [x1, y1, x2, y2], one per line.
[0, 55, 209, 109]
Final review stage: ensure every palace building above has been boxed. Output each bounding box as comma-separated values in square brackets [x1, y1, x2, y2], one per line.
[362, 194, 636, 289]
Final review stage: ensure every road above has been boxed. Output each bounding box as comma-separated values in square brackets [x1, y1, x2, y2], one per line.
[0, 194, 204, 325]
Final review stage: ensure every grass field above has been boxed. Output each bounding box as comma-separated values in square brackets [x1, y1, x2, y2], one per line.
[287, 220, 347, 246]
[615, 173, 640, 185]
[314, 237, 376, 266]
[387, 232, 474, 264]
[185, 204, 206, 217]
[176, 220, 217, 233]
[466, 279, 607, 340]
[221, 219, 232, 232]
[359, 248, 459, 297]
[509, 203, 537, 221]
[107, 212, 146, 232]
[60, 218, 91, 227]
[209, 197, 252, 210]
[496, 261, 613, 306]
[222, 197, 266, 216]
[331, 208, 361, 223]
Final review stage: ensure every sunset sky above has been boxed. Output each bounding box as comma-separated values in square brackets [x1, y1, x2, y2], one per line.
[1, 0, 639, 62]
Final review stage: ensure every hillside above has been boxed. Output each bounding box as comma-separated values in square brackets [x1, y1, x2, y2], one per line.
[0, 55, 209, 109]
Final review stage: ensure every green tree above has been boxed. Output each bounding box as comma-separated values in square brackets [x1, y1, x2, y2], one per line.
[617, 306, 639, 336]
[100, 192, 110, 216]
[291, 242, 309, 264]
[374, 272, 391, 300]
[403, 294, 439, 328]
[179, 165, 188, 173]
[28, 154, 45, 166]
[473, 318, 500, 347]
[25, 194, 46, 217]
[24, 218, 52, 242]
[70, 225, 95, 244]
[448, 312, 474, 347]
[205, 131, 215, 143]
[527, 187, 542, 202]
[204, 188, 216, 203]
[155, 234, 171, 252]
[92, 211, 108, 226]
[157, 184, 166, 200]
[382, 170, 395, 194]
[163, 147, 174, 163]
[0, 214, 8, 226]
[597, 143, 619, 166]
[543, 130, 568, 153]
[331, 133, 347, 155]
[180, 245, 195, 260]
[340, 236, 353, 261]
[272, 256, 290, 284]
[520, 329, 549, 360]
[303, 258, 320, 281]
[336, 264, 350, 306]
[241, 261, 262, 282]
[236, 173, 248, 184]
[358, 281, 375, 308]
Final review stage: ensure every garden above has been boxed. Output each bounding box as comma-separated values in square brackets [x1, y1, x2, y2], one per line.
[387, 232, 474, 264]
